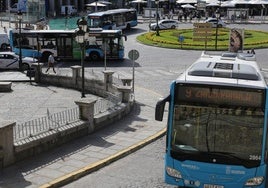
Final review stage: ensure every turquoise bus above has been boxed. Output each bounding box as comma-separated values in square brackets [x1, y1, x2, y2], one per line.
[87, 8, 138, 30]
[9, 28, 126, 62]
[155, 51, 268, 187]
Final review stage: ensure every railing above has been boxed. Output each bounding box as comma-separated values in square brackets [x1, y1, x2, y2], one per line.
[94, 93, 122, 114]
[14, 107, 79, 142]
[14, 94, 122, 142]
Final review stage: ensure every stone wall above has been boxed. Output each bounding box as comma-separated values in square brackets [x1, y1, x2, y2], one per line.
[0, 63, 134, 168]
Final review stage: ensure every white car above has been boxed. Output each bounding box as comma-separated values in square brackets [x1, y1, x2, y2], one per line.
[204, 18, 226, 28]
[0, 52, 37, 70]
[149, 20, 179, 30]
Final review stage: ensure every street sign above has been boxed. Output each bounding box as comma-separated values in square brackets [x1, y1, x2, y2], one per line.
[193, 22, 212, 28]
[178, 35, 184, 43]
[193, 37, 212, 41]
[193, 22, 213, 50]
[128, 49, 139, 61]
[193, 31, 213, 37]
[193, 28, 213, 33]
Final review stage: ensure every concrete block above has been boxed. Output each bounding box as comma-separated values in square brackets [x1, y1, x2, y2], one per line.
[0, 82, 12, 92]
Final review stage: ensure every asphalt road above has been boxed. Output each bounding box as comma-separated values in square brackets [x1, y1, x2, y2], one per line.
[59, 22, 268, 188]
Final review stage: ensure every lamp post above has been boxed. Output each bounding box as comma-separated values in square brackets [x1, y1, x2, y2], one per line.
[215, 8, 220, 50]
[76, 17, 88, 98]
[155, 0, 160, 36]
[17, 11, 23, 71]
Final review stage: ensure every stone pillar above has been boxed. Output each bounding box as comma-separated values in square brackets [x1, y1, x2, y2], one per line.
[121, 78, 133, 86]
[75, 98, 97, 133]
[117, 86, 132, 103]
[103, 70, 114, 91]
[71, 65, 82, 86]
[31, 63, 43, 83]
[0, 121, 15, 168]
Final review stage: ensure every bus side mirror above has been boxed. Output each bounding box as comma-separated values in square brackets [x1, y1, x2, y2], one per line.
[155, 95, 170, 121]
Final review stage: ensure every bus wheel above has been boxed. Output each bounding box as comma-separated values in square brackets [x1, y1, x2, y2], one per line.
[1, 43, 8, 50]
[90, 52, 100, 61]
[126, 24, 131, 30]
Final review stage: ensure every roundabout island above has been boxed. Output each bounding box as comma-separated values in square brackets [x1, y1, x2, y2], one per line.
[137, 27, 268, 51]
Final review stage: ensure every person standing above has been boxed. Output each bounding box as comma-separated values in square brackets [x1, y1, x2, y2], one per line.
[46, 53, 56, 73]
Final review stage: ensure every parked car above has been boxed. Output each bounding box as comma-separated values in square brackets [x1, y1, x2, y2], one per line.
[149, 20, 179, 30]
[204, 18, 226, 28]
[0, 52, 37, 71]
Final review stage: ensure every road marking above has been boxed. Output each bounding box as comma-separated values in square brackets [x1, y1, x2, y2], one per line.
[155, 69, 174, 76]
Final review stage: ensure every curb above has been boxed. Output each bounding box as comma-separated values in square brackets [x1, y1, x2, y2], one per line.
[40, 128, 167, 188]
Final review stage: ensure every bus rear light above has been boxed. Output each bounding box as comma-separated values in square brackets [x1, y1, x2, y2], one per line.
[166, 166, 182, 179]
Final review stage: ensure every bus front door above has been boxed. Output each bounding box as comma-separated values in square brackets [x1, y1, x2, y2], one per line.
[57, 37, 73, 59]
[107, 39, 119, 59]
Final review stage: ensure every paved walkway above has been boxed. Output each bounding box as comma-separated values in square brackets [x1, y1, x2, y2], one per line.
[0, 72, 166, 188]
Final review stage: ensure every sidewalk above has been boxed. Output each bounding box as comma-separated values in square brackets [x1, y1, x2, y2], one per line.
[0, 71, 166, 188]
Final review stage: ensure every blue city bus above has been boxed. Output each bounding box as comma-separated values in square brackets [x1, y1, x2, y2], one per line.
[87, 8, 138, 30]
[155, 51, 268, 187]
[9, 28, 126, 62]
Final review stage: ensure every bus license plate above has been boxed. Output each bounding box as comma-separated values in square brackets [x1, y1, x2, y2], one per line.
[204, 184, 224, 188]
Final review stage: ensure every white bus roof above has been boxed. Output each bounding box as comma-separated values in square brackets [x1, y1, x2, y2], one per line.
[177, 51, 267, 89]
[11, 28, 122, 35]
[88, 8, 136, 16]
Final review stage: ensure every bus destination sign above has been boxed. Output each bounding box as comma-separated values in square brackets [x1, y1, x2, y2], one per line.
[176, 85, 265, 108]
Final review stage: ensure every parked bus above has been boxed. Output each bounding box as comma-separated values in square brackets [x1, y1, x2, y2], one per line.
[87, 8, 138, 30]
[9, 28, 126, 62]
[155, 51, 268, 187]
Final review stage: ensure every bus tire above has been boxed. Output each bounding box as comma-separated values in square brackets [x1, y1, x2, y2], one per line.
[90, 52, 100, 61]
[1, 43, 8, 50]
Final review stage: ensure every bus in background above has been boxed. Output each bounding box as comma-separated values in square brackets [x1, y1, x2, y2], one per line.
[9, 28, 126, 62]
[87, 8, 138, 30]
[155, 51, 268, 187]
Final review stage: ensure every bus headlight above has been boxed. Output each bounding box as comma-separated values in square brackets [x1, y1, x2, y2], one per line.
[245, 177, 264, 186]
[166, 166, 182, 179]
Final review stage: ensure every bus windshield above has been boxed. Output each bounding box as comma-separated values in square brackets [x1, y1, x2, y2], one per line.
[171, 104, 264, 168]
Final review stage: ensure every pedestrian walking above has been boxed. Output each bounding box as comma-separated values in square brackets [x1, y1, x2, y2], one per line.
[46, 53, 56, 73]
